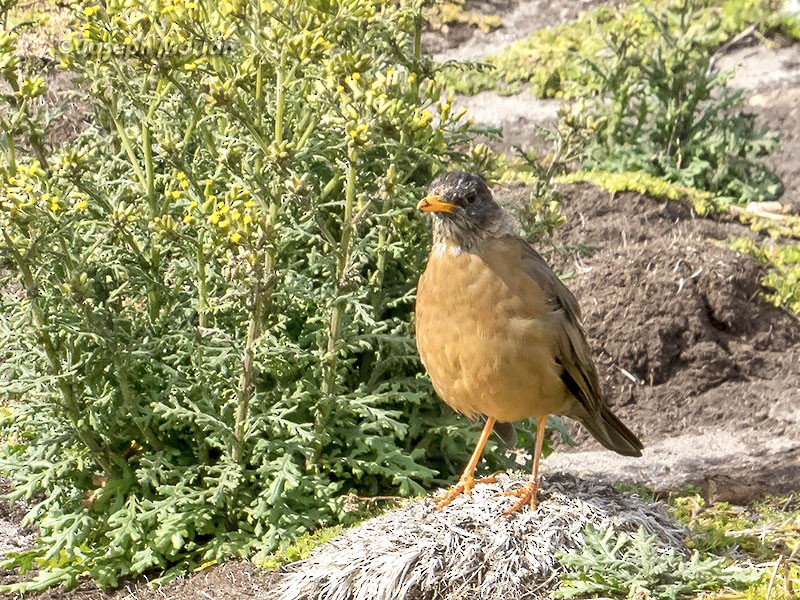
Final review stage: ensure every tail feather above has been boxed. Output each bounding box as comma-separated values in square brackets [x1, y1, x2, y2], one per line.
[577, 406, 643, 457]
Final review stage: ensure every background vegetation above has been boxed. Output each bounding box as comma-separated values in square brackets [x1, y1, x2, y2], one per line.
[484, 0, 800, 316]
[0, 0, 798, 595]
[0, 0, 512, 590]
[443, 0, 800, 99]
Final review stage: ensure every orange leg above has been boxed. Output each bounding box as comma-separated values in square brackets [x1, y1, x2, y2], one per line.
[501, 415, 548, 517]
[433, 417, 498, 510]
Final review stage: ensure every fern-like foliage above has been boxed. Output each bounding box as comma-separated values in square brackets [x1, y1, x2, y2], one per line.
[555, 525, 759, 599]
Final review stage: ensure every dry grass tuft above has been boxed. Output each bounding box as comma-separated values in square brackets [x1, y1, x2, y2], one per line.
[276, 473, 686, 600]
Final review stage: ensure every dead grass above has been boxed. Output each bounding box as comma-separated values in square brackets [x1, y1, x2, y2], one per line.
[276, 473, 685, 600]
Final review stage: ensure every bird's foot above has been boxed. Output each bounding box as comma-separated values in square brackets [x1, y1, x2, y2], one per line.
[433, 471, 502, 510]
[499, 479, 539, 517]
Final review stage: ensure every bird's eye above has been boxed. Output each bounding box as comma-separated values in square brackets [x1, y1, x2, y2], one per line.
[464, 193, 476, 205]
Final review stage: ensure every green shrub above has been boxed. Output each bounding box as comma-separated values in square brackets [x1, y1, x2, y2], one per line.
[442, 0, 800, 98]
[446, 0, 795, 211]
[427, 1, 502, 34]
[457, 0, 787, 207]
[571, 0, 783, 206]
[0, 0, 495, 590]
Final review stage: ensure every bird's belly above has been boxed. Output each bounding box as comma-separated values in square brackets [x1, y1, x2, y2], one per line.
[416, 249, 570, 422]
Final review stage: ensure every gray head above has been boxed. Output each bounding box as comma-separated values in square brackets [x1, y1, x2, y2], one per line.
[418, 171, 509, 249]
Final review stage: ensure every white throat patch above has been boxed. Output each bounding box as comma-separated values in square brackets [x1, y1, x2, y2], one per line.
[432, 241, 463, 258]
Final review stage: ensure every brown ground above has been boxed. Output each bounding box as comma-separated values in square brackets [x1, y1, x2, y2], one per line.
[3, 0, 800, 597]
[551, 185, 798, 441]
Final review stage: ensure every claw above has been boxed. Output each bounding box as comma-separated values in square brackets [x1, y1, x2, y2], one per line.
[433, 472, 500, 510]
[433, 474, 475, 510]
[499, 479, 540, 517]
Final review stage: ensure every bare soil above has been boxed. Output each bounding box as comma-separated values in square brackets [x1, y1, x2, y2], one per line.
[423, 0, 610, 61]
[3, 0, 800, 597]
[550, 184, 798, 441]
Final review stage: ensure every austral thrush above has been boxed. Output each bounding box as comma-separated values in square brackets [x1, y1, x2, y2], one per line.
[415, 172, 643, 516]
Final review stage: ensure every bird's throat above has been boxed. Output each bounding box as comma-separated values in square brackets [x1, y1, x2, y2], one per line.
[431, 216, 484, 251]
[431, 210, 517, 252]
[431, 240, 463, 258]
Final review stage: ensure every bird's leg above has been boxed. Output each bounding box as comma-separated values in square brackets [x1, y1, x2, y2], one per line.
[433, 417, 497, 510]
[501, 415, 548, 517]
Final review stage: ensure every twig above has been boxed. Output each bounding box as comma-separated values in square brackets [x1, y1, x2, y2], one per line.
[613, 364, 644, 385]
[717, 24, 758, 55]
[708, 24, 759, 74]
[765, 556, 782, 600]
[357, 495, 404, 503]
[728, 204, 793, 221]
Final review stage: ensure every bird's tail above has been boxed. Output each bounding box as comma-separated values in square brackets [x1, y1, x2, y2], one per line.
[577, 406, 643, 457]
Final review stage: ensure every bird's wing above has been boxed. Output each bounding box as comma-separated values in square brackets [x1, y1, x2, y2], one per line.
[517, 239, 604, 414]
[516, 237, 642, 456]
[493, 420, 518, 447]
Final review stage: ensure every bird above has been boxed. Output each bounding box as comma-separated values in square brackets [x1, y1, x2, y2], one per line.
[414, 171, 643, 516]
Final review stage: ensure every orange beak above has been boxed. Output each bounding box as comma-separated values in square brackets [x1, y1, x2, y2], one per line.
[417, 194, 458, 214]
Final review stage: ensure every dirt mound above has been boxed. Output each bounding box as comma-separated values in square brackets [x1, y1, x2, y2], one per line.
[506, 183, 800, 445]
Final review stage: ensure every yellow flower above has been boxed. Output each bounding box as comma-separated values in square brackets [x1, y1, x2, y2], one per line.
[18, 77, 45, 99]
[229, 231, 241, 244]
[416, 109, 434, 127]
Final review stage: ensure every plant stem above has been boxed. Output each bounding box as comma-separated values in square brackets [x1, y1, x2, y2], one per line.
[233, 273, 263, 465]
[323, 151, 357, 395]
[109, 109, 147, 193]
[1, 119, 16, 176]
[414, 12, 422, 62]
[113, 352, 163, 451]
[275, 53, 285, 145]
[3, 230, 115, 476]
[232, 53, 285, 464]
[256, 60, 264, 128]
[315, 151, 358, 453]
[196, 229, 208, 329]
[142, 100, 162, 322]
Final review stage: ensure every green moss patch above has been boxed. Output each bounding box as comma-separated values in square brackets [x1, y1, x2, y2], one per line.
[557, 170, 715, 214]
[730, 237, 800, 313]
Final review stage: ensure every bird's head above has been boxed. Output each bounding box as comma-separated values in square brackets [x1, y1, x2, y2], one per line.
[417, 171, 511, 250]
